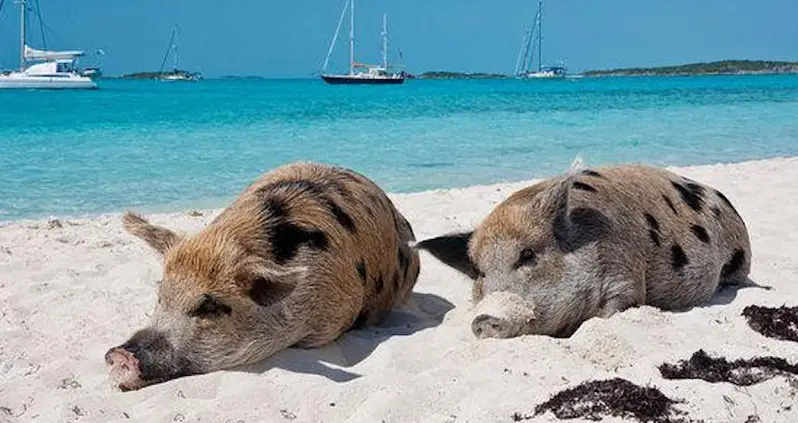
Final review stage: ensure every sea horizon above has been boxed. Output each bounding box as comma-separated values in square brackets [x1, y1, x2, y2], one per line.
[99, 67, 798, 81]
[2, 74, 798, 222]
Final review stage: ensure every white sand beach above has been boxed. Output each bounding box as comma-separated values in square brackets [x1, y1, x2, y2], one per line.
[2, 157, 798, 423]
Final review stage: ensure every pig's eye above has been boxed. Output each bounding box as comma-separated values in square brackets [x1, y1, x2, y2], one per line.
[188, 294, 232, 318]
[513, 248, 537, 269]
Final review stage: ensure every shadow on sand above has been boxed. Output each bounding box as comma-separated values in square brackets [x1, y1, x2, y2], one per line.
[233, 292, 455, 382]
[659, 277, 774, 318]
[700, 277, 773, 308]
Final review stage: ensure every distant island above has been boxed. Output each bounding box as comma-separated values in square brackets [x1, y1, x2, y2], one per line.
[116, 70, 202, 80]
[583, 60, 798, 77]
[103, 60, 798, 81]
[417, 60, 798, 80]
[416, 71, 508, 80]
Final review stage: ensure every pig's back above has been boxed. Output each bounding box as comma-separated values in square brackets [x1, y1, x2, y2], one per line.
[217, 162, 421, 335]
[565, 165, 751, 309]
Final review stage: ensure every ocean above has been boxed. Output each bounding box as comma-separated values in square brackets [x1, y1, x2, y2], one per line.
[1, 75, 797, 221]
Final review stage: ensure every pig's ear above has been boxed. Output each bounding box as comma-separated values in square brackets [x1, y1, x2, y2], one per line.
[122, 211, 182, 256]
[548, 178, 611, 253]
[243, 264, 308, 307]
[415, 232, 480, 279]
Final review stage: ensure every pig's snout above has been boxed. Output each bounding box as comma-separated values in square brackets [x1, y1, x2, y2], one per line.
[105, 346, 138, 368]
[105, 329, 194, 391]
[105, 346, 144, 391]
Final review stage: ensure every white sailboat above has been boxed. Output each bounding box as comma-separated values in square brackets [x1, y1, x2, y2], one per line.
[514, 0, 567, 79]
[158, 26, 201, 82]
[0, 0, 97, 89]
[320, 0, 405, 85]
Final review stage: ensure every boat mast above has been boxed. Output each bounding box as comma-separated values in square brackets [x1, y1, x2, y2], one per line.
[349, 0, 354, 75]
[381, 13, 388, 69]
[19, 0, 26, 71]
[537, 0, 543, 72]
[172, 26, 179, 72]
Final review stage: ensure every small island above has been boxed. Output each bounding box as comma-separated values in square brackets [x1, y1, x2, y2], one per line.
[117, 70, 202, 80]
[584, 60, 798, 77]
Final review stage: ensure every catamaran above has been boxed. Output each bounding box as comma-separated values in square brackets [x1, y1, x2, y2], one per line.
[320, 0, 405, 85]
[0, 0, 97, 89]
[514, 0, 567, 79]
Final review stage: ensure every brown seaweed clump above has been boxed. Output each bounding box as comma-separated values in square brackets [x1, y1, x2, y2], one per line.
[742, 305, 798, 343]
[659, 349, 798, 386]
[514, 377, 697, 422]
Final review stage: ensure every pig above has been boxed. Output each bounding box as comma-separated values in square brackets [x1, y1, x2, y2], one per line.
[416, 164, 752, 339]
[105, 162, 420, 390]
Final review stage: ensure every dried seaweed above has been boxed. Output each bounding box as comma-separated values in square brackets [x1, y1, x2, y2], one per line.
[659, 349, 798, 386]
[742, 305, 798, 343]
[514, 378, 696, 422]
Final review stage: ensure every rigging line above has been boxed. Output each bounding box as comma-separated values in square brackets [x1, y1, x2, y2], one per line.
[322, 0, 349, 72]
[158, 27, 177, 74]
[34, 0, 46, 50]
[39, 20, 68, 46]
[0, 0, 6, 18]
[524, 17, 539, 73]
[515, 30, 530, 75]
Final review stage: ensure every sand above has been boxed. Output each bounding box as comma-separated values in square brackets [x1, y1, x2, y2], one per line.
[2, 157, 798, 423]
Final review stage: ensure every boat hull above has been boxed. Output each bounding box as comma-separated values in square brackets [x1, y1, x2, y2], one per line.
[518, 70, 567, 80]
[519, 74, 566, 80]
[0, 74, 97, 90]
[160, 76, 199, 82]
[321, 74, 405, 85]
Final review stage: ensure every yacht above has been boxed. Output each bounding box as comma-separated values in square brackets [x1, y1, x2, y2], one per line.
[158, 26, 201, 82]
[514, 0, 567, 79]
[320, 0, 405, 85]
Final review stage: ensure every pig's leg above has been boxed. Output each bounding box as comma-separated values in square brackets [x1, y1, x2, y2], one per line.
[470, 291, 537, 339]
[245, 299, 319, 362]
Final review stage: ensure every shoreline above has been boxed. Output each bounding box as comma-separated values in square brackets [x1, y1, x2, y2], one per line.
[2, 154, 798, 422]
[3, 155, 796, 227]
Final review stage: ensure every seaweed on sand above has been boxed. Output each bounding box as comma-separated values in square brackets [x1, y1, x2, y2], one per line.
[514, 377, 697, 422]
[741, 305, 798, 343]
[659, 349, 798, 386]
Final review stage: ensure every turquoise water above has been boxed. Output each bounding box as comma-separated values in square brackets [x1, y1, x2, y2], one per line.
[1, 75, 798, 221]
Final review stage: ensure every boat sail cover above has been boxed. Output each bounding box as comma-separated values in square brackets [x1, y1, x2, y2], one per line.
[24, 45, 85, 61]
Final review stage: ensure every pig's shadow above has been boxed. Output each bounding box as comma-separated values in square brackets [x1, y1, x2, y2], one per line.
[233, 292, 455, 382]
[673, 277, 773, 311]
[707, 277, 773, 306]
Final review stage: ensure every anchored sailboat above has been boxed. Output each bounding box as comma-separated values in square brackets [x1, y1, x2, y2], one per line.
[0, 0, 97, 89]
[321, 0, 405, 85]
[158, 26, 201, 82]
[514, 0, 566, 79]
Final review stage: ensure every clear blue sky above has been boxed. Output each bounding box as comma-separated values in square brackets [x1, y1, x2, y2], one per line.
[1, 0, 796, 77]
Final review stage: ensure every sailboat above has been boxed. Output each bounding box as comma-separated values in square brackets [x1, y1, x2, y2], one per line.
[158, 26, 201, 82]
[320, 0, 405, 85]
[0, 0, 97, 89]
[514, 0, 567, 79]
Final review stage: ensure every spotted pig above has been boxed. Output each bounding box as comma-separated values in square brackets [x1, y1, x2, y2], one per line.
[105, 162, 420, 390]
[416, 164, 752, 339]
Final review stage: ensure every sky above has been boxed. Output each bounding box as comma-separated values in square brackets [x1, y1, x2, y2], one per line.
[0, 0, 796, 77]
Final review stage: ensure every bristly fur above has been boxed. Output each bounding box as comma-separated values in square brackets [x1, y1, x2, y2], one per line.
[416, 164, 752, 339]
[107, 162, 420, 390]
